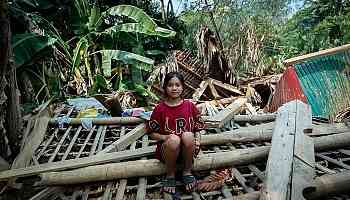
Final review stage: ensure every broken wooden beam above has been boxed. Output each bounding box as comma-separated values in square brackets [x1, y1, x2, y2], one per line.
[206, 98, 247, 127]
[48, 117, 143, 125]
[260, 100, 314, 200]
[98, 124, 145, 154]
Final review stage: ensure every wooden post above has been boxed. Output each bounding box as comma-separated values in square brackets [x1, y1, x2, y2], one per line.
[260, 100, 314, 200]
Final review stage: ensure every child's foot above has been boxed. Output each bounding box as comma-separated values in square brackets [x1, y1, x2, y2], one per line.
[182, 173, 197, 193]
[161, 177, 176, 194]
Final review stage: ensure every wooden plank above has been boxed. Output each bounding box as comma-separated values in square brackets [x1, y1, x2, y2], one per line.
[115, 179, 127, 200]
[192, 80, 209, 101]
[291, 101, 315, 200]
[62, 126, 82, 160]
[90, 125, 105, 155]
[261, 100, 314, 200]
[207, 98, 247, 128]
[210, 78, 243, 95]
[12, 111, 50, 169]
[136, 135, 148, 200]
[48, 126, 72, 163]
[97, 125, 107, 152]
[260, 101, 297, 200]
[208, 80, 221, 99]
[283, 44, 350, 66]
[115, 127, 128, 200]
[232, 168, 255, 193]
[98, 124, 145, 154]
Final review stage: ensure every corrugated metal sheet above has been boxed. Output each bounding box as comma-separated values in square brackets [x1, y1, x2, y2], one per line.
[294, 51, 350, 120]
[268, 67, 308, 112]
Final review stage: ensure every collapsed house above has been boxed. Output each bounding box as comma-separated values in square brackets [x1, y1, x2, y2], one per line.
[0, 45, 350, 200]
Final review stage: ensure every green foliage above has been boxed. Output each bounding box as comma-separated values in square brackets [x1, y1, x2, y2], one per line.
[278, 0, 350, 56]
[97, 49, 154, 77]
[12, 33, 57, 67]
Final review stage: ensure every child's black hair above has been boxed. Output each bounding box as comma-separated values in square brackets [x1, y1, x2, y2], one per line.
[162, 72, 185, 96]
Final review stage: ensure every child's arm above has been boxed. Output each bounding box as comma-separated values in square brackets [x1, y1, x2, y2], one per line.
[149, 132, 170, 142]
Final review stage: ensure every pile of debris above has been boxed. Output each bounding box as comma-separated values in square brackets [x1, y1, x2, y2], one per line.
[1, 45, 350, 200]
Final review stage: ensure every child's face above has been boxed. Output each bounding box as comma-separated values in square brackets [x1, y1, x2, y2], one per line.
[165, 77, 183, 99]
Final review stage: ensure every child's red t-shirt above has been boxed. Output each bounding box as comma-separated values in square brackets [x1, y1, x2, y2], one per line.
[146, 100, 205, 136]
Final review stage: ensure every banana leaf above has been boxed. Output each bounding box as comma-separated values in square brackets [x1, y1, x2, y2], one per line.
[12, 33, 57, 67]
[105, 23, 176, 37]
[30, 14, 72, 61]
[71, 37, 89, 75]
[95, 50, 154, 77]
[88, 4, 102, 31]
[105, 5, 157, 31]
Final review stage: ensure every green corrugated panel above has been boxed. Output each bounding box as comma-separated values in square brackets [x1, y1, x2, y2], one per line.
[295, 51, 350, 120]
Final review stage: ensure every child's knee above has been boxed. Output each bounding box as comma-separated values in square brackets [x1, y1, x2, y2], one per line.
[181, 132, 195, 147]
[165, 135, 181, 149]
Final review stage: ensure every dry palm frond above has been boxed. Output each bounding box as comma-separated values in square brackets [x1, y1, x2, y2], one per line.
[197, 168, 232, 192]
[196, 26, 235, 84]
[227, 19, 268, 77]
[117, 91, 137, 109]
[147, 51, 178, 88]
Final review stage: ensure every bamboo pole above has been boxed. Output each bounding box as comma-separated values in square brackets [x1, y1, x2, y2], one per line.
[48, 117, 144, 125]
[201, 114, 276, 123]
[36, 147, 270, 186]
[0, 125, 348, 181]
[35, 131, 350, 186]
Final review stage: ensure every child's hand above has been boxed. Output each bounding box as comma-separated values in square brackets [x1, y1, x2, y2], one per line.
[194, 138, 200, 156]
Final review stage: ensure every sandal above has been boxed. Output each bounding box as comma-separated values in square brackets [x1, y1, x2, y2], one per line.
[182, 174, 197, 193]
[161, 177, 177, 194]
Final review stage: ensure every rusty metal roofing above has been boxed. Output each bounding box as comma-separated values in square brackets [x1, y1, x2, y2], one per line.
[268, 67, 308, 113]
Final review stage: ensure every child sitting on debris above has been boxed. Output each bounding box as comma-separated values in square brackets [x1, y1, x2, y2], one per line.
[146, 72, 205, 194]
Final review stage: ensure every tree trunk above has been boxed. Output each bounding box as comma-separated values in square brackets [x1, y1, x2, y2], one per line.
[0, 0, 10, 159]
[159, 0, 167, 22]
[0, 0, 22, 158]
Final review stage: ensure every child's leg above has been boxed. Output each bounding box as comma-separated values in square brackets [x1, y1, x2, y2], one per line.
[162, 134, 181, 194]
[181, 132, 196, 192]
[181, 132, 195, 174]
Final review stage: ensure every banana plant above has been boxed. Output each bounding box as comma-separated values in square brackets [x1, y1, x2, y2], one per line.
[69, 3, 176, 95]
